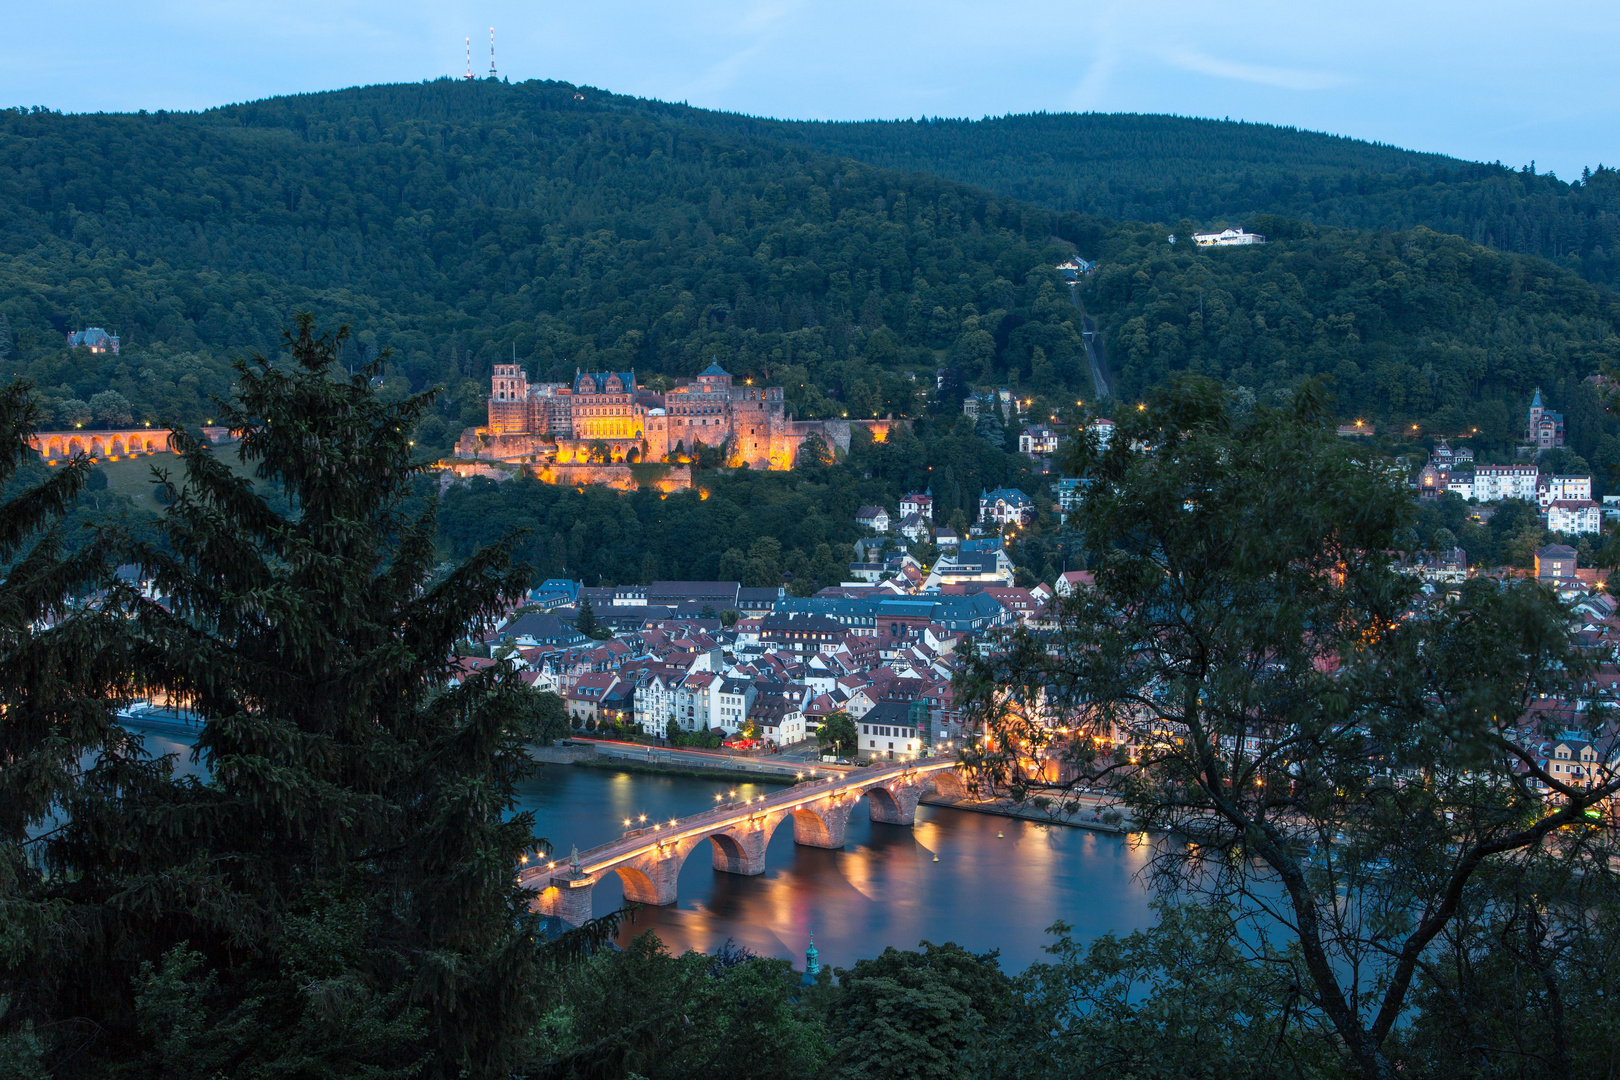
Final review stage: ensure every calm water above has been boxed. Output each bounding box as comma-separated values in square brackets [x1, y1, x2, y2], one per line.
[128, 723, 1156, 971]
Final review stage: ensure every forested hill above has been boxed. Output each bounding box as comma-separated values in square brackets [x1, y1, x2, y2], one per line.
[0, 79, 1096, 457]
[2, 78, 1619, 470]
[654, 109, 1620, 287]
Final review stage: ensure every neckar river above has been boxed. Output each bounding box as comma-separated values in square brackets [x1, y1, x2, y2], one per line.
[132, 723, 1156, 972]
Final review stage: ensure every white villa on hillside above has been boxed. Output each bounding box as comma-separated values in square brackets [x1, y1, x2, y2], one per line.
[1193, 227, 1265, 247]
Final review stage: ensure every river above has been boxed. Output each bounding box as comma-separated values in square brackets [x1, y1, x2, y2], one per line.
[130, 723, 1157, 972]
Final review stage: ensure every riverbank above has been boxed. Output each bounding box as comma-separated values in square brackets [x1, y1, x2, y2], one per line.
[919, 793, 1131, 834]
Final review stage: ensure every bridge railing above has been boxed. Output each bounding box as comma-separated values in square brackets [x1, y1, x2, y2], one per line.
[535, 757, 958, 875]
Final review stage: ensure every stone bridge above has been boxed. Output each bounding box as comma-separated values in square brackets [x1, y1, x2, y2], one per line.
[522, 757, 970, 925]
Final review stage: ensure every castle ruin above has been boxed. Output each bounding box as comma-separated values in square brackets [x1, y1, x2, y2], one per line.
[457, 361, 854, 471]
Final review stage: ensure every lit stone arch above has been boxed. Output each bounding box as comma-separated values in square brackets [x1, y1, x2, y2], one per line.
[610, 864, 661, 906]
[862, 784, 903, 820]
[68, 437, 86, 457]
[923, 771, 969, 800]
[47, 437, 65, 459]
[88, 437, 106, 458]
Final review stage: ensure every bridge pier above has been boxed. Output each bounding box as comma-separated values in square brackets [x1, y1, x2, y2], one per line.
[532, 876, 595, 927]
[868, 781, 924, 825]
[791, 799, 853, 848]
[711, 823, 769, 875]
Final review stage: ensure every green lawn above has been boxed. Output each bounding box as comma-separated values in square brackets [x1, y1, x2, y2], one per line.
[93, 440, 258, 507]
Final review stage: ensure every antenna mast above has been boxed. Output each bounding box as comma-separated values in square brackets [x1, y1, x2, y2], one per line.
[464, 37, 472, 81]
[489, 27, 497, 80]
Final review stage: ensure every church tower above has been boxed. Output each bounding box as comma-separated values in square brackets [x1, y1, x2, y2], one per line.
[800, 932, 820, 986]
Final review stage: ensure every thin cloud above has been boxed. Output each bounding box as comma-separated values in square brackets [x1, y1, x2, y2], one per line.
[1066, 5, 1123, 112]
[1166, 48, 1347, 91]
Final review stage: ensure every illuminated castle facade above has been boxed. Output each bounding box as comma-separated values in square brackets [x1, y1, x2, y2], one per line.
[475, 361, 838, 470]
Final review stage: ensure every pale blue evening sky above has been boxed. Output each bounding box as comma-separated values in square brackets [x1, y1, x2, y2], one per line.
[4, 1, 1616, 179]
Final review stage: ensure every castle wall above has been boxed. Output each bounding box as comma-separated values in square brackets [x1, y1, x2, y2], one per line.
[527, 463, 693, 492]
[553, 438, 645, 464]
[29, 428, 177, 462]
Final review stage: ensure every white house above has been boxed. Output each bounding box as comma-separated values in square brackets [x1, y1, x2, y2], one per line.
[1087, 418, 1115, 450]
[634, 671, 685, 734]
[674, 671, 720, 732]
[1193, 227, 1265, 247]
[752, 697, 805, 747]
[858, 700, 927, 760]
[899, 492, 934, 521]
[1054, 570, 1094, 597]
[1019, 425, 1060, 456]
[979, 487, 1035, 527]
[855, 505, 891, 533]
[1538, 474, 1593, 509]
[1548, 500, 1602, 536]
[714, 677, 757, 735]
[897, 512, 931, 543]
[1473, 464, 1538, 503]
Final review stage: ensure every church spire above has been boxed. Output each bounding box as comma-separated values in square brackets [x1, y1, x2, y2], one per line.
[801, 931, 820, 985]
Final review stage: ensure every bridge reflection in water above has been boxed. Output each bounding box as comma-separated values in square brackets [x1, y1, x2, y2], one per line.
[523, 759, 967, 925]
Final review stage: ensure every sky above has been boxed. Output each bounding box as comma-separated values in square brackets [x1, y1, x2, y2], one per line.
[5, 1, 1617, 179]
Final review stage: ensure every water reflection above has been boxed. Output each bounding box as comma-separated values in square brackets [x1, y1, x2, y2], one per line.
[515, 763, 1155, 971]
[120, 729, 1156, 973]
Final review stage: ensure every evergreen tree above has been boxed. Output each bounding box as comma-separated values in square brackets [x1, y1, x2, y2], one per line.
[29, 318, 571, 1078]
[576, 596, 596, 638]
[0, 379, 138, 1072]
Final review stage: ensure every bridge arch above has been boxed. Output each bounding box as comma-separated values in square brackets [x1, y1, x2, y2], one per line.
[610, 864, 663, 906]
[45, 437, 64, 459]
[68, 437, 86, 457]
[923, 771, 969, 800]
[783, 806, 839, 848]
[863, 784, 903, 820]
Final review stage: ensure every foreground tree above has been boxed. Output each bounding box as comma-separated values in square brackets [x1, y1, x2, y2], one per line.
[959, 376, 1620, 1080]
[0, 380, 141, 1073]
[15, 318, 565, 1078]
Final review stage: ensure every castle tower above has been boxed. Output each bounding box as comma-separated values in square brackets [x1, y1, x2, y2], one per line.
[489, 363, 531, 435]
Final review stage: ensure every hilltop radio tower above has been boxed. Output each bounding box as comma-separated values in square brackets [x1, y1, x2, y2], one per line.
[489, 27, 497, 80]
[464, 37, 472, 81]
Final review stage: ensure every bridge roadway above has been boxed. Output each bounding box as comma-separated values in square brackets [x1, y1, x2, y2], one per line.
[522, 756, 969, 925]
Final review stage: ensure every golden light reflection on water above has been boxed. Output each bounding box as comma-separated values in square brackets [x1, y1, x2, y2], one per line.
[619, 798, 1155, 972]
[128, 733, 1155, 972]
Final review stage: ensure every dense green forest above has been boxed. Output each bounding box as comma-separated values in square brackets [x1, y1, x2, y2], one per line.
[669, 110, 1620, 286]
[1076, 216, 1620, 465]
[0, 80, 1096, 463]
[5, 80, 1620, 463]
[436, 416, 1055, 591]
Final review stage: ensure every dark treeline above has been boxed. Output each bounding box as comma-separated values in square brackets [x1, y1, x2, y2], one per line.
[664, 109, 1620, 287]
